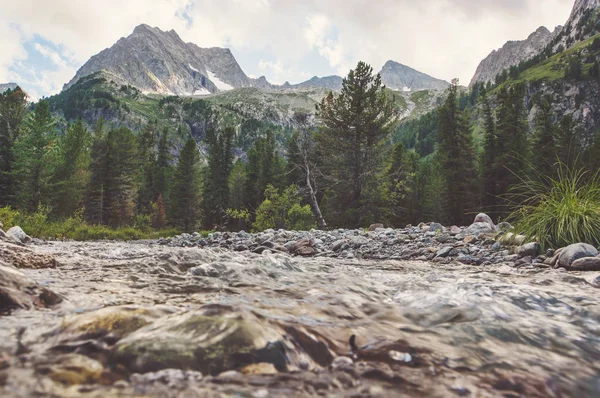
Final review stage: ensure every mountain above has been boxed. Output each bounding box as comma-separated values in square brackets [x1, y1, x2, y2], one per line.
[284, 76, 343, 91]
[552, 0, 600, 51]
[64, 24, 253, 95]
[470, 26, 561, 86]
[0, 83, 19, 94]
[379, 61, 450, 91]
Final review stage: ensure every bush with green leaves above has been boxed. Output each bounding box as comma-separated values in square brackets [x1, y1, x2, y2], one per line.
[253, 185, 316, 232]
[507, 164, 600, 249]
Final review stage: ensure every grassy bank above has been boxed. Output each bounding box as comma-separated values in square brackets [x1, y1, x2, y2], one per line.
[0, 206, 197, 241]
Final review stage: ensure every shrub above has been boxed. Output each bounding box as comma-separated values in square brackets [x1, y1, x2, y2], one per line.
[253, 185, 317, 232]
[287, 204, 316, 231]
[507, 164, 600, 249]
[0, 206, 21, 229]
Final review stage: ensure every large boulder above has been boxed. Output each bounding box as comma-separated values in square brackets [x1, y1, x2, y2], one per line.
[6, 226, 31, 244]
[463, 222, 494, 236]
[0, 261, 61, 312]
[0, 241, 58, 269]
[550, 243, 599, 269]
[111, 304, 334, 375]
[473, 213, 496, 230]
[463, 213, 497, 236]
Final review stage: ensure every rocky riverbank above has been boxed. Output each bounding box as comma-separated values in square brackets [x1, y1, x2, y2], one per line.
[156, 214, 600, 271]
[1, 214, 600, 397]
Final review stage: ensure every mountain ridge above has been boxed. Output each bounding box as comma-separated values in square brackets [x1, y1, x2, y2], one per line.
[64, 24, 450, 96]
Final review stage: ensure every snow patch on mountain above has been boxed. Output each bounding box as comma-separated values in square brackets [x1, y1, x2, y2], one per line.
[207, 70, 234, 91]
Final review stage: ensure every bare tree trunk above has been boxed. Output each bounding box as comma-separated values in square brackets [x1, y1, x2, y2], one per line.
[304, 157, 326, 229]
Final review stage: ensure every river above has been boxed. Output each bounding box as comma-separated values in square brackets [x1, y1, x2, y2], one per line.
[1, 240, 600, 397]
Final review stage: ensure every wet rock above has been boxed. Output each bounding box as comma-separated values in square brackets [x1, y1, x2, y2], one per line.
[50, 306, 174, 344]
[516, 242, 541, 258]
[37, 354, 104, 385]
[331, 356, 353, 369]
[368, 224, 384, 232]
[0, 241, 58, 269]
[6, 226, 31, 244]
[551, 243, 599, 269]
[130, 369, 203, 388]
[111, 304, 330, 375]
[0, 261, 62, 312]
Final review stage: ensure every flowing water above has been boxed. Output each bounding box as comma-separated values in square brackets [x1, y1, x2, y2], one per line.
[1, 241, 600, 397]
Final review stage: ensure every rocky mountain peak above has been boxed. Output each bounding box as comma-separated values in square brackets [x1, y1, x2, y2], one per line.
[470, 26, 559, 86]
[0, 83, 19, 94]
[64, 24, 252, 95]
[552, 0, 600, 51]
[379, 61, 450, 91]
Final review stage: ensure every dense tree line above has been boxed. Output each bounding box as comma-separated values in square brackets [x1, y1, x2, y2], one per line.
[1, 60, 599, 234]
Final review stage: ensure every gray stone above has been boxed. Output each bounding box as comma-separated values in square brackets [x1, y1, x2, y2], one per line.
[6, 226, 31, 244]
[331, 239, 347, 252]
[449, 226, 462, 235]
[552, 243, 599, 268]
[569, 257, 600, 271]
[368, 223, 384, 232]
[516, 242, 541, 258]
[435, 247, 453, 258]
[464, 222, 495, 236]
[429, 223, 444, 234]
[473, 213, 496, 230]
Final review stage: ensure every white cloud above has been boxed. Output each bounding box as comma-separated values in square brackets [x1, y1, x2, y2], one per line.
[33, 43, 67, 66]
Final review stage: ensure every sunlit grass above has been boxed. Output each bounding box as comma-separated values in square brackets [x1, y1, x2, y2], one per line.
[507, 163, 600, 249]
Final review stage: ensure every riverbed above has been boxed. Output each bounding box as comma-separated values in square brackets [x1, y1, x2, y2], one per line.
[1, 241, 600, 397]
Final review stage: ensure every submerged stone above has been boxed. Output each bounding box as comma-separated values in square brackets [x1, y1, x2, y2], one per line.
[111, 304, 332, 375]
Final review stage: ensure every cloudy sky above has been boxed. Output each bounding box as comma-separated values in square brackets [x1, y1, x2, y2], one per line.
[0, 0, 575, 100]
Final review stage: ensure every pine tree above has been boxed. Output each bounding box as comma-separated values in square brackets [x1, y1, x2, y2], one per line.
[0, 87, 27, 206]
[245, 130, 285, 211]
[203, 126, 234, 228]
[12, 100, 56, 211]
[105, 127, 139, 227]
[436, 79, 479, 225]
[85, 119, 109, 224]
[315, 61, 398, 227]
[171, 137, 201, 232]
[531, 95, 557, 178]
[154, 128, 173, 205]
[493, 85, 530, 216]
[386, 142, 418, 226]
[84, 123, 138, 226]
[51, 120, 91, 217]
[136, 122, 157, 215]
[481, 98, 499, 214]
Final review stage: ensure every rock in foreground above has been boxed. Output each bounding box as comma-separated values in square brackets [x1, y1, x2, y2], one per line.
[0, 261, 61, 312]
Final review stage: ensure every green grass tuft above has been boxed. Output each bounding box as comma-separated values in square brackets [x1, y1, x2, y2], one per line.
[507, 164, 600, 249]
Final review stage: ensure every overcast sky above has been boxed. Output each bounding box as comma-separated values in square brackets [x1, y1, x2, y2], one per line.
[0, 0, 575, 100]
